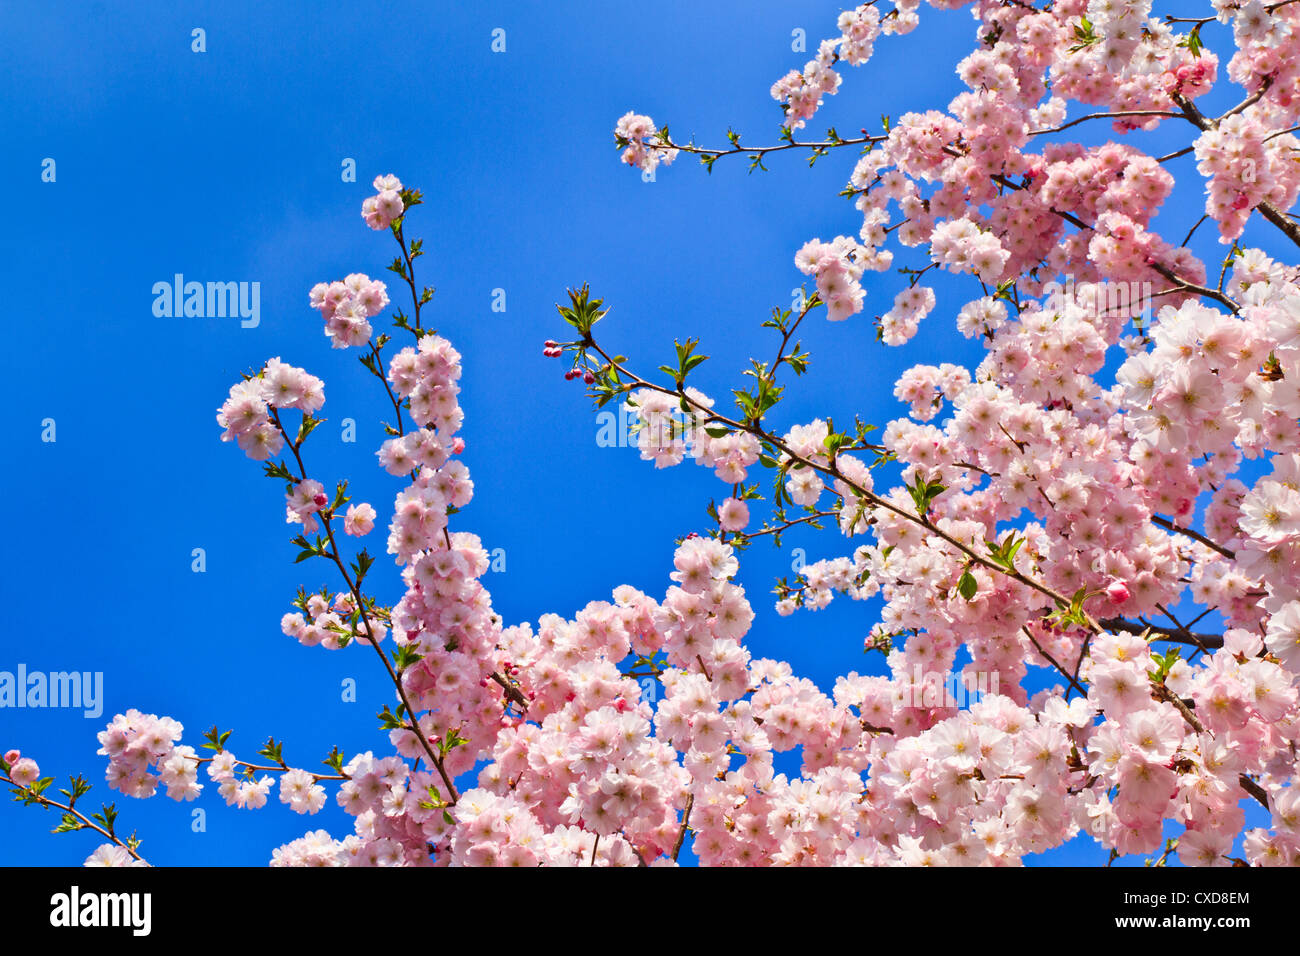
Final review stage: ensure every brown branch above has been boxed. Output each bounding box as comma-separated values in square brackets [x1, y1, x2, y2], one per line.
[1170, 88, 1300, 251]
[4, 771, 150, 866]
[269, 409, 459, 803]
[1238, 774, 1271, 810]
[672, 793, 695, 862]
[1150, 684, 1269, 810]
[660, 132, 885, 164]
[489, 672, 530, 711]
[1099, 616, 1223, 650]
[1028, 109, 1185, 136]
[1153, 682, 1205, 734]
[586, 338, 1106, 632]
[1150, 515, 1236, 559]
[941, 145, 1240, 311]
[1022, 626, 1090, 696]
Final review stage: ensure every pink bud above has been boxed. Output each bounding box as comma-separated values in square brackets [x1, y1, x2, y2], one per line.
[1106, 580, 1131, 605]
[313, 493, 328, 508]
[451, 437, 466, 454]
[3, 750, 19, 765]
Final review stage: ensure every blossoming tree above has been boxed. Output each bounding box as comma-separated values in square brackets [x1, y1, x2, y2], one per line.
[7, 0, 1300, 867]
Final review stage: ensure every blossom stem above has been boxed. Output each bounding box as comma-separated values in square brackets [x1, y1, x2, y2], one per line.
[671, 793, 694, 861]
[269, 408, 460, 803]
[3, 769, 150, 866]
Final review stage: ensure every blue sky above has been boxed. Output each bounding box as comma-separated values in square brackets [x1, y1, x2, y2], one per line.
[0, 0, 1277, 865]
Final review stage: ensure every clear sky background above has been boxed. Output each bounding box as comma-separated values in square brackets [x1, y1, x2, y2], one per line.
[0, 0, 1277, 865]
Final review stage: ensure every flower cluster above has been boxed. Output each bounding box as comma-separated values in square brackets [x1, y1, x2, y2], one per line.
[362, 174, 404, 231]
[308, 273, 390, 348]
[96, 710, 191, 800]
[1194, 113, 1300, 241]
[929, 218, 1010, 284]
[216, 358, 324, 461]
[614, 112, 678, 175]
[880, 285, 937, 345]
[281, 588, 387, 649]
[769, 3, 890, 130]
[794, 237, 876, 321]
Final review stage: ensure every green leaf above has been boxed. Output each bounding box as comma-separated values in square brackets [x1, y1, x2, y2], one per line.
[322, 747, 345, 775]
[907, 473, 945, 516]
[392, 643, 423, 672]
[823, 431, 852, 457]
[1151, 647, 1182, 682]
[201, 726, 230, 753]
[555, 284, 608, 337]
[52, 813, 84, 835]
[296, 415, 325, 445]
[1069, 15, 1099, 51]
[262, 460, 294, 482]
[293, 536, 327, 563]
[352, 549, 374, 585]
[331, 480, 350, 512]
[984, 532, 1025, 573]
[257, 737, 285, 765]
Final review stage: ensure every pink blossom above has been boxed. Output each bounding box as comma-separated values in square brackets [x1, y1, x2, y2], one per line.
[717, 498, 749, 532]
[344, 502, 377, 537]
